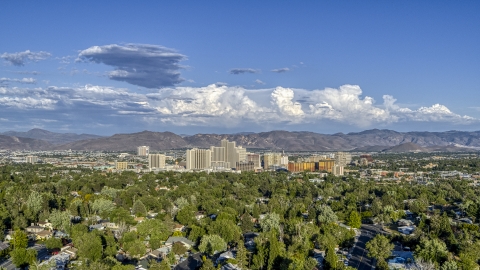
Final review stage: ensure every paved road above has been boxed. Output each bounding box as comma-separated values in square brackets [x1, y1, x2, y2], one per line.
[0, 244, 48, 270]
[348, 224, 386, 270]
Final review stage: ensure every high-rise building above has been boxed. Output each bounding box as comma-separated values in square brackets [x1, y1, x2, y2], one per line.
[332, 165, 344, 176]
[263, 152, 287, 169]
[137, 146, 150, 156]
[247, 153, 261, 169]
[186, 148, 212, 170]
[221, 139, 247, 168]
[148, 154, 166, 169]
[25, 156, 38, 164]
[210, 146, 229, 168]
[335, 152, 352, 167]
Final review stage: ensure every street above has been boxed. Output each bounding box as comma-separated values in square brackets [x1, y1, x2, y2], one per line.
[348, 224, 385, 270]
[0, 244, 49, 270]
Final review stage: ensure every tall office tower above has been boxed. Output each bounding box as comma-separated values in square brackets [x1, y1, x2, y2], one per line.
[332, 165, 344, 176]
[25, 156, 38, 164]
[186, 148, 212, 170]
[263, 152, 283, 169]
[148, 154, 166, 169]
[210, 146, 229, 168]
[335, 152, 352, 166]
[247, 153, 261, 169]
[220, 139, 247, 169]
[137, 146, 150, 156]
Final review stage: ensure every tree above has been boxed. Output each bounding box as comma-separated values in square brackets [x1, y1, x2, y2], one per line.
[11, 248, 37, 268]
[90, 198, 115, 218]
[200, 257, 216, 270]
[149, 260, 171, 270]
[199, 234, 227, 255]
[316, 204, 338, 225]
[325, 245, 338, 270]
[260, 212, 280, 233]
[49, 209, 71, 232]
[365, 234, 394, 267]
[26, 190, 43, 219]
[441, 260, 458, 270]
[208, 219, 241, 243]
[236, 240, 248, 270]
[346, 211, 361, 229]
[45, 237, 63, 250]
[124, 240, 146, 258]
[75, 232, 103, 261]
[172, 242, 187, 255]
[415, 238, 448, 265]
[188, 225, 206, 244]
[132, 200, 147, 217]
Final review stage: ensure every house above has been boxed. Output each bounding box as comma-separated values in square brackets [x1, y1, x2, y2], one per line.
[134, 217, 145, 223]
[149, 246, 171, 260]
[195, 211, 206, 221]
[0, 242, 9, 252]
[174, 223, 185, 232]
[37, 220, 53, 230]
[61, 246, 78, 259]
[26, 225, 44, 233]
[89, 224, 105, 231]
[216, 251, 235, 264]
[397, 219, 414, 227]
[398, 226, 415, 235]
[54, 230, 69, 238]
[174, 252, 203, 270]
[165, 237, 195, 249]
[36, 230, 53, 240]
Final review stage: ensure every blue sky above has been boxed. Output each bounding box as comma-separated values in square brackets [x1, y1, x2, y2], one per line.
[1, 1, 479, 135]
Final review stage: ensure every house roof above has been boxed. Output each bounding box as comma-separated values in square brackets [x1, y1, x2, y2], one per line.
[165, 237, 195, 246]
[174, 253, 202, 270]
[0, 242, 9, 251]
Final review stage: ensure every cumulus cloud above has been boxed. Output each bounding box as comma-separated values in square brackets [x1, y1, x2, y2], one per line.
[78, 44, 186, 88]
[229, 68, 259, 75]
[1, 50, 51, 66]
[271, 67, 290, 73]
[0, 84, 476, 130]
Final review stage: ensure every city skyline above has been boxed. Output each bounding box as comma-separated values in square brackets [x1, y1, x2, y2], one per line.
[1, 1, 480, 135]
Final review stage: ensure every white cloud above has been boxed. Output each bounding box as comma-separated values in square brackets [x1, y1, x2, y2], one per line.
[0, 77, 36, 85]
[255, 79, 266, 85]
[271, 67, 290, 73]
[0, 84, 476, 129]
[1, 50, 51, 66]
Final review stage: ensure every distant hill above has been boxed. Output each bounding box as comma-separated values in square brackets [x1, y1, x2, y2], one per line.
[383, 142, 425, 152]
[55, 131, 188, 151]
[0, 135, 52, 150]
[2, 128, 102, 145]
[1, 128, 480, 152]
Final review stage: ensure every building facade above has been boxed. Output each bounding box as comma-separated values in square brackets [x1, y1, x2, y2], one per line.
[137, 146, 150, 156]
[186, 148, 212, 170]
[148, 154, 166, 169]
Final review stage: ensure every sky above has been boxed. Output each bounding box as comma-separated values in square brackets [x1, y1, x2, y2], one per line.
[1, 1, 480, 135]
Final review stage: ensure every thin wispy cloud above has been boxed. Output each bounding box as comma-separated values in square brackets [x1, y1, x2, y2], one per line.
[0, 77, 36, 85]
[271, 67, 290, 73]
[229, 68, 259, 75]
[1, 50, 51, 66]
[255, 79, 266, 85]
[78, 44, 186, 88]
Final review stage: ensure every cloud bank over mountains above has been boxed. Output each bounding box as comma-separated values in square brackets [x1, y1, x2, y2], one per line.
[0, 83, 475, 132]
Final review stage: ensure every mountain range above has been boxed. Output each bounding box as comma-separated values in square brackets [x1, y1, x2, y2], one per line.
[1, 128, 480, 152]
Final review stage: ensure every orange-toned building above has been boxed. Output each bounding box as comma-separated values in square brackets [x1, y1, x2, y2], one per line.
[288, 162, 316, 172]
[318, 160, 335, 172]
